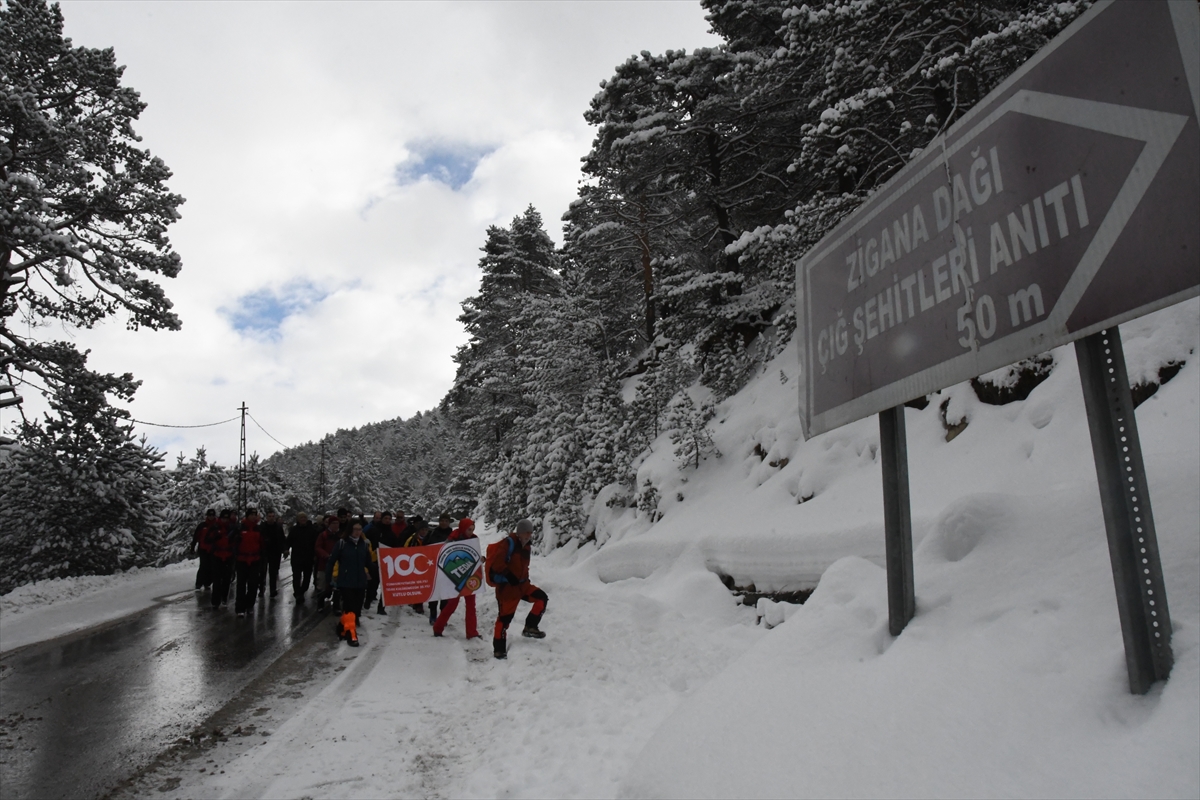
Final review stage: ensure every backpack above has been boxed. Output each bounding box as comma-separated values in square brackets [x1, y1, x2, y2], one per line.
[484, 537, 516, 587]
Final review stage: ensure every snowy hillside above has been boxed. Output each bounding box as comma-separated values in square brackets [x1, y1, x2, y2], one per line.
[602, 299, 1199, 798]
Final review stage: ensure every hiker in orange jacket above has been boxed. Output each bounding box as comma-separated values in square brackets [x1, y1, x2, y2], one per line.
[486, 518, 547, 660]
[432, 517, 482, 639]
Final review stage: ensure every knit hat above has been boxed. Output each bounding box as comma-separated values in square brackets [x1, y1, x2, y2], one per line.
[515, 519, 534, 534]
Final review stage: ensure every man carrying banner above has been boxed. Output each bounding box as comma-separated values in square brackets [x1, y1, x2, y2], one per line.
[486, 518, 548, 660]
[327, 521, 372, 647]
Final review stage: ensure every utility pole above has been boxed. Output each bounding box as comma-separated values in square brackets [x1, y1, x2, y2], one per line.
[238, 402, 248, 516]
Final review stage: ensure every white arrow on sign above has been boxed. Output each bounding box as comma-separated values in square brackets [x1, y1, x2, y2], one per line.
[946, 90, 1188, 333]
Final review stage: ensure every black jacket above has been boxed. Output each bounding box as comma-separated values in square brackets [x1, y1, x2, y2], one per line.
[426, 525, 453, 546]
[287, 521, 320, 566]
[261, 521, 287, 557]
[327, 536, 372, 589]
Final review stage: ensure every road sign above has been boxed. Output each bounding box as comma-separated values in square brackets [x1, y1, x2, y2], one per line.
[797, 0, 1199, 438]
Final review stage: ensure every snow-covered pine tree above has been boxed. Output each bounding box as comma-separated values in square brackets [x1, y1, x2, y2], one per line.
[666, 392, 719, 470]
[447, 206, 562, 520]
[1, 1, 185, 400]
[330, 452, 383, 515]
[0, 0, 187, 588]
[0, 376, 167, 593]
[244, 453, 291, 515]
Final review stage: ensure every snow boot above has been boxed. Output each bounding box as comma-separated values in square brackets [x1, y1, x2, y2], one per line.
[521, 626, 546, 639]
[340, 611, 357, 644]
[493, 637, 507, 660]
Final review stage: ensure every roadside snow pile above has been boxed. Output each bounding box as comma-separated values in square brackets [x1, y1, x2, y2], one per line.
[617, 301, 1199, 799]
[0, 560, 194, 653]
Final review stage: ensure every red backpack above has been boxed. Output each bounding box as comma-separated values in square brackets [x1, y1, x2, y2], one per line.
[484, 537, 516, 587]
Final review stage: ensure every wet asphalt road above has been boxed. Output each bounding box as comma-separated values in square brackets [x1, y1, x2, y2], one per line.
[0, 567, 327, 800]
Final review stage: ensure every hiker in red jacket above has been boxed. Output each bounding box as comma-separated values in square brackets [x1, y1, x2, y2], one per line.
[432, 517, 482, 639]
[190, 509, 217, 592]
[313, 516, 340, 607]
[486, 518, 548, 660]
[208, 510, 235, 610]
[231, 508, 264, 617]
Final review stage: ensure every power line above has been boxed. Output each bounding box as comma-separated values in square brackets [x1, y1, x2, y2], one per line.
[130, 416, 240, 429]
[247, 411, 289, 449]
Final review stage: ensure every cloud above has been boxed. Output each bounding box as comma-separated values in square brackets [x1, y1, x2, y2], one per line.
[50, 1, 721, 465]
[221, 280, 331, 339]
[396, 143, 495, 191]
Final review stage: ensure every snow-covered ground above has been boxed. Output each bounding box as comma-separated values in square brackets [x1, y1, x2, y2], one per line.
[4, 300, 1197, 798]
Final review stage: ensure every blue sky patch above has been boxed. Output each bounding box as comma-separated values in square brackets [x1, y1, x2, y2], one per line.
[222, 279, 329, 338]
[396, 143, 494, 191]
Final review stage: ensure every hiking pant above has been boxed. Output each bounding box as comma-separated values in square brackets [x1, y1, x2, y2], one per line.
[493, 584, 547, 640]
[433, 594, 478, 637]
[235, 561, 261, 614]
[292, 558, 313, 598]
[364, 574, 380, 609]
[427, 600, 448, 623]
[195, 552, 213, 589]
[339, 587, 365, 621]
[210, 560, 233, 608]
[264, 552, 282, 596]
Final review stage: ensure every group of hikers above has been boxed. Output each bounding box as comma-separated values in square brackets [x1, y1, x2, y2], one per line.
[190, 507, 547, 659]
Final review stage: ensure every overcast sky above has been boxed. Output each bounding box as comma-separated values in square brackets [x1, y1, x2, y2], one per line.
[2, 1, 720, 465]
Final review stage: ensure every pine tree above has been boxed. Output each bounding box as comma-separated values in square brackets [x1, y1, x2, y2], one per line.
[2, 0, 185, 413]
[667, 392, 719, 471]
[0, 375, 166, 593]
[447, 206, 562, 521]
[244, 453, 290, 514]
[330, 452, 383, 515]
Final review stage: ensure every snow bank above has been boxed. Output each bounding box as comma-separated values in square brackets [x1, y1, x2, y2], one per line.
[0, 560, 195, 653]
[619, 302, 1200, 799]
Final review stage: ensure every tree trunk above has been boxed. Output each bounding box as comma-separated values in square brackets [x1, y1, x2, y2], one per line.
[637, 200, 656, 342]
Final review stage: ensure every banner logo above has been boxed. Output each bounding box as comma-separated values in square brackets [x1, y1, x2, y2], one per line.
[437, 543, 482, 592]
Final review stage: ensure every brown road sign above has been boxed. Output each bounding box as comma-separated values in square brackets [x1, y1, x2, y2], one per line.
[797, 0, 1199, 438]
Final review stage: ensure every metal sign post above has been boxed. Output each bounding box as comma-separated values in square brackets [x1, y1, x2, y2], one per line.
[1076, 329, 1173, 693]
[794, 0, 1198, 692]
[879, 406, 915, 635]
